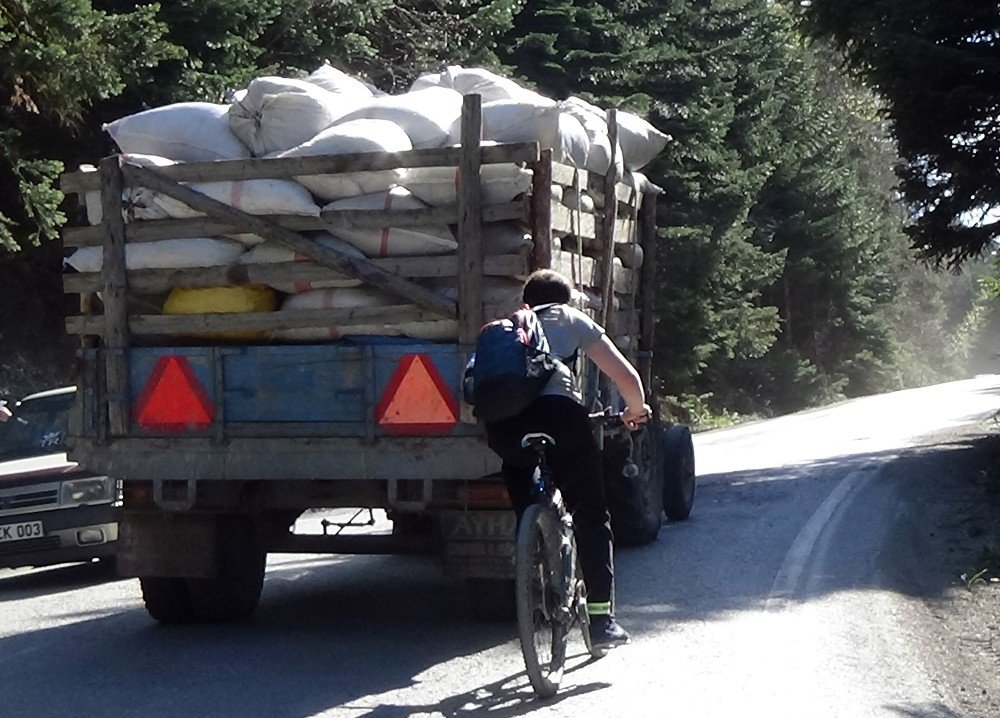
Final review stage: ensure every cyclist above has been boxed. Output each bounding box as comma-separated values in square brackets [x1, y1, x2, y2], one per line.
[484, 269, 650, 648]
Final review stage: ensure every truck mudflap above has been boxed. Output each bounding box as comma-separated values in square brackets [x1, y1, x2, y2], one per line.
[441, 510, 516, 579]
[118, 512, 216, 578]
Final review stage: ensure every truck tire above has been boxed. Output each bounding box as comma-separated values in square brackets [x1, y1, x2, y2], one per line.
[662, 424, 696, 521]
[466, 577, 516, 621]
[603, 423, 664, 546]
[140, 577, 196, 624]
[186, 515, 266, 622]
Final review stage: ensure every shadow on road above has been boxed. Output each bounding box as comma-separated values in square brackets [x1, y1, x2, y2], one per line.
[2, 431, 998, 715]
[0, 551, 562, 717]
[615, 431, 1000, 636]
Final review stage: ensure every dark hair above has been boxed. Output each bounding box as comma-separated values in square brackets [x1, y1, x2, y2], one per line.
[523, 269, 572, 306]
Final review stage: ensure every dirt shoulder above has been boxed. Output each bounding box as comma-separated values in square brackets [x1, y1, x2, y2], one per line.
[900, 426, 1000, 717]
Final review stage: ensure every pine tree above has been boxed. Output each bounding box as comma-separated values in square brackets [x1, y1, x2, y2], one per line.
[800, 0, 1000, 267]
[0, 0, 179, 251]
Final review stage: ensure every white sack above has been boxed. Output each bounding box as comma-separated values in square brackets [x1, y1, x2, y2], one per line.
[404, 160, 533, 207]
[561, 98, 670, 172]
[433, 276, 528, 321]
[275, 287, 456, 341]
[617, 112, 669, 171]
[305, 63, 376, 98]
[560, 96, 623, 176]
[240, 234, 364, 293]
[65, 238, 245, 273]
[145, 177, 320, 219]
[333, 87, 464, 149]
[278, 119, 412, 201]
[561, 187, 595, 213]
[321, 187, 456, 257]
[229, 76, 361, 156]
[480, 100, 589, 168]
[81, 155, 176, 225]
[615, 242, 644, 269]
[482, 223, 533, 255]
[412, 66, 545, 104]
[104, 103, 251, 162]
[107, 152, 319, 219]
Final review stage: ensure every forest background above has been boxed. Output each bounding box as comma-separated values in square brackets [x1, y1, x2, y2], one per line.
[1, 0, 997, 427]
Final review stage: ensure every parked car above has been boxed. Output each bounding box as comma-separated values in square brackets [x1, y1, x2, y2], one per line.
[0, 386, 118, 569]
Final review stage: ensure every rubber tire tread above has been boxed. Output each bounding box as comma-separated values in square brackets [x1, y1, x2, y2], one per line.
[186, 515, 266, 623]
[603, 424, 665, 546]
[515, 503, 567, 698]
[662, 424, 696, 521]
[140, 576, 196, 624]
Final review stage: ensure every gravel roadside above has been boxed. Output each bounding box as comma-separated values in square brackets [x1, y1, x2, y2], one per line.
[887, 426, 1000, 717]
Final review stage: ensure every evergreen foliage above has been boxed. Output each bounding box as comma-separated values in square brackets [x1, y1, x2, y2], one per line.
[0, 0, 985, 416]
[800, 0, 1000, 268]
[0, 0, 178, 250]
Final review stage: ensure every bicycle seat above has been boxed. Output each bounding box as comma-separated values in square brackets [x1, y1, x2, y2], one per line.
[521, 432, 556, 450]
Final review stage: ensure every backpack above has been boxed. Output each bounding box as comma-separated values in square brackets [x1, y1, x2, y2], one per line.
[464, 305, 559, 421]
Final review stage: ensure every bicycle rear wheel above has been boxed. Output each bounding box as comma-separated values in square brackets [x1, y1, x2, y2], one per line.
[515, 503, 568, 698]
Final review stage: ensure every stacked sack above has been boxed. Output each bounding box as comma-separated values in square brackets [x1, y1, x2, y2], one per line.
[67, 62, 669, 341]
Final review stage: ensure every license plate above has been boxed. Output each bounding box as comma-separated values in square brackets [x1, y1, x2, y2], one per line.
[442, 511, 516, 541]
[0, 520, 44, 543]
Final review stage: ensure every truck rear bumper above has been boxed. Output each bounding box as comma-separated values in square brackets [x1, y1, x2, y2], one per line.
[69, 436, 500, 482]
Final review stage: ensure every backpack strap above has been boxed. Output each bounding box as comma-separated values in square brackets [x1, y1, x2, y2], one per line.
[529, 303, 579, 375]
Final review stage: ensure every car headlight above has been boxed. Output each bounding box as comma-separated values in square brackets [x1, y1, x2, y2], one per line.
[60, 477, 113, 506]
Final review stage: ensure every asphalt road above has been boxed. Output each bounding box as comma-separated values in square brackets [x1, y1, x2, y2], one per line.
[3, 376, 1000, 717]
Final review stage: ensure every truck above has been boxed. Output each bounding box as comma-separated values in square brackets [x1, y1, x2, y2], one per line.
[58, 95, 696, 622]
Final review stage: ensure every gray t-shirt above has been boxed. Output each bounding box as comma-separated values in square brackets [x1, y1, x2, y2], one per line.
[534, 304, 605, 403]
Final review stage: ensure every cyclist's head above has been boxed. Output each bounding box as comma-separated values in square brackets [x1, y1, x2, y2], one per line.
[523, 270, 572, 306]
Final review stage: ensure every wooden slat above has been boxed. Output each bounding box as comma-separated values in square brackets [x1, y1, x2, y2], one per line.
[122, 164, 455, 317]
[637, 192, 658, 390]
[64, 255, 529, 295]
[63, 201, 529, 249]
[66, 305, 440, 336]
[612, 310, 640, 336]
[551, 204, 597, 240]
[550, 162, 636, 206]
[600, 109, 620, 329]
[457, 94, 484, 344]
[530, 149, 553, 270]
[550, 249, 638, 294]
[60, 143, 541, 194]
[63, 215, 325, 248]
[551, 209, 636, 249]
[99, 156, 131, 435]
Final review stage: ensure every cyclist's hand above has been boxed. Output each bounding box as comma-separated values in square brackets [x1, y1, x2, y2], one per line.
[623, 403, 651, 429]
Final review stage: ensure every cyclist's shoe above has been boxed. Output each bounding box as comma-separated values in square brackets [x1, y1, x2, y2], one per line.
[588, 615, 631, 648]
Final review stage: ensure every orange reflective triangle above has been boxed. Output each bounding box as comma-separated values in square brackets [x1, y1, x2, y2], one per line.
[135, 356, 215, 432]
[375, 354, 458, 435]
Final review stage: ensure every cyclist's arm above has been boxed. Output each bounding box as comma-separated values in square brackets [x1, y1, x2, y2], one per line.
[585, 336, 649, 424]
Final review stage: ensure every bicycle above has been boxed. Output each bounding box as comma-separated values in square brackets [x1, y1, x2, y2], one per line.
[515, 412, 631, 698]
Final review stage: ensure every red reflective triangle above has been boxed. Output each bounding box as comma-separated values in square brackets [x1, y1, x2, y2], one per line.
[375, 354, 458, 435]
[134, 356, 215, 432]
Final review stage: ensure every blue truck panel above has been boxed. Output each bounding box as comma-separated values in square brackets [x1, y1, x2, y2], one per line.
[105, 341, 469, 438]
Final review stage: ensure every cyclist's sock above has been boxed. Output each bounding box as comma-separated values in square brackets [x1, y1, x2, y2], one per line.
[587, 601, 611, 616]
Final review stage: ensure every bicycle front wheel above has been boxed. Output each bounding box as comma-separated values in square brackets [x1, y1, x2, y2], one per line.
[515, 503, 568, 698]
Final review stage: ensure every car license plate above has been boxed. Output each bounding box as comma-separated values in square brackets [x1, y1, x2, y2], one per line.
[0, 520, 44, 543]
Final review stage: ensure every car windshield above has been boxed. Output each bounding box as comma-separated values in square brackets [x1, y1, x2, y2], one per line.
[0, 394, 70, 461]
